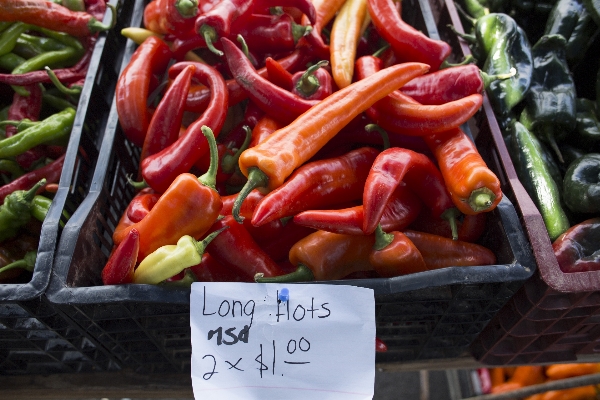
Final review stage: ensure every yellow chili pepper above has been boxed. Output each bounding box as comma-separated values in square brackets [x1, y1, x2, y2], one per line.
[121, 27, 205, 63]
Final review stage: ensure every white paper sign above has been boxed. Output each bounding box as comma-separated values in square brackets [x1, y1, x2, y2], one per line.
[190, 282, 376, 400]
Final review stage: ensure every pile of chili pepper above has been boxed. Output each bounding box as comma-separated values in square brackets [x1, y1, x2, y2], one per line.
[0, 0, 113, 282]
[103, 0, 506, 286]
[452, 0, 600, 271]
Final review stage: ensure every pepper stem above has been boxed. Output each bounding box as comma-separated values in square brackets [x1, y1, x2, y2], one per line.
[88, 3, 117, 33]
[254, 264, 315, 283]
[291, 22, 312, 43]
[175, 0, 199, 18]
[0, 251, 37, 275]
[468, 187, 496, 213]
[127, 175, 148, 190]
[45, 67, 82, 96]
[441, 207, 461, 240]
[480, 67, 516, 89]
[198, 126, 219, 189]
[295, 60, 328, 97]
[200, 24, 223, 56]
[439, 54, 476, 69]
[23, 179, 47, 203]
[372, 44, 390, 58]
[221, 126, 251, 174]
[365, 123, 390, 150]
[543, 125, 565, 164]
[447, 24, 477, 45]
[373, 224, 394, 251]
[232, 168, 269, 223]
[193, 226, 228, 255]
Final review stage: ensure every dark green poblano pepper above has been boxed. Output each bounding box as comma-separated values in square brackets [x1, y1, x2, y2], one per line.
[563, 153, 600, 214]
[0, 179, 46, 243]
[519, 34, 576, 164]
[544, 0, 599, 65]
[573, 98, 600, 149]
[476, 13, 534, 128]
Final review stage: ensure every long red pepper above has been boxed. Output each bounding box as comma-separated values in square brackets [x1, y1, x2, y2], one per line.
[0, 154, 65, 205]
[234, 62, 430, 221]
[203, 214, 287, 280]
[370, 226, 427, 277]
[0, 0, 115, 37]
[143, 0, 198, 35]
[293, 183, 422, 235]
[179, 47, 311, 112]
[113, 126, 222, 260]
[190, 252, 246, 282]
[102, 228, 139, 285]
[362, 147, 459, 236]
[403, 230, 496, 269]
[265, 56, 294, 91]
[367, 0, 451, 70]
[250, 146, 380, 226]
[355, 55, 483, 136]
[221, 37, 320, 124]
[140, 62, 228, 193]
[423, 127, 502, 215]
[115, 36, 172, 147]
[249, 114, 284, 147]
[140, 64, 195, 163]
[258, 220, 315, 262]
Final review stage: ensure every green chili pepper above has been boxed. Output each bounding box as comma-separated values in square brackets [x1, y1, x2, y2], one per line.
[0, 179, 46, 243]
[563, 153, 600, 214]
[61, 0, 86, 11]
[13, 33, 68, 59]
[0, 22, 13, 33]
[519, 34, 576, 163]
[0, 22, 30, 58]
[0, 105, 9, 138]
[476, 13, 534, 128]
[0, 107, 75, 158]
[133, 228, 227, 285]
[0, 160, 25, 181]
[509, 120, 570, 241]
[42, 92, 78, 111]
[0, 251, 37, 275]
[0, 52, 26, 71]
[31, 195, 53, 223]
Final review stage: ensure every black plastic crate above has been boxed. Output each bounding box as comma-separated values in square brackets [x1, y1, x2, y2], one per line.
[45, 0, 537, 372]
[0, 0, 135, 374]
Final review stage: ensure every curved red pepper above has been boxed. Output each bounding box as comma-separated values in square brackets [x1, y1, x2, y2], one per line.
[221, 37, 319, 124]
[204, 214, 287, 280]
[293, 183, 422, 235]
[362, 147, 458, 236]
[115, 36, 172, 147]
[366, 0, 451, 70]
[140, 64, 195, 163]
[251, 146, 380, 226]
[140, 62, 228, 193]
[249, 114, 285, 148]
[0, 154, 65, 205]
[265, 56, 294, 91]
[102, 228, 139, 285]
[181, 47, 311, 112]
[221, 189, 266, 219]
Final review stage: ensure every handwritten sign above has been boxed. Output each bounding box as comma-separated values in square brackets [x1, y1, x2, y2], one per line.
[190, 282, 375, 400]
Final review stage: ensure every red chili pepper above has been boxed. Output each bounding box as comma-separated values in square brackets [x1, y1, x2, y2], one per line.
[140, 62, 228, 193]
[423, 127, 502, 215]
[265, 56, 294, 91]
[220, 100, 263, 149]
[101, 228, 140, 285]
[249, 114, 285, 148]
[251, 0, 316, 24]
[143, 0, 199, 35]
[0, 0, 114, 37]
[84, 0, 106, 20]
[375, 337, 388, 352]
[355, 55, 483, 136]
[408, 206, 488, 243]
[291, 60, 332, 100]
[370, 225, 427, 277]
[140, 64, 196, 163]
[362, 147, 459, 237]
[190, 252, 247, 282]
[203, 214, 287, 279]
[221, 37, 319, 124]
[366, 0, 451, 70]
[126, 192, 160, 223]
[251, 146, 380, 226]
[233, 13, 311, 57]
[293, 183, 422, 235]
[113, 127, 222, 261]
[221, 189, 266, 219]
[403, 230, 496, 269]
[259, 219, 315, 262]
[115, 36, 173, 147]
[552, 218, 600, 273]
[0, 154, 65, 205]
[181, 47, 311, 112]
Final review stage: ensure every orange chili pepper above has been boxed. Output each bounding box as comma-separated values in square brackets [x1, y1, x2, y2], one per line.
[370, 226, 426, 277]
[540, 385, 599, 400]
[491, 366, 545, 393]
[546, 364, 600, 380]
[423, 127, 502, 215]
[329, 0, 368, 88]
[233, 61, 430, 221]
[112, 126, 222, 261]
[490, 367, 506, 388]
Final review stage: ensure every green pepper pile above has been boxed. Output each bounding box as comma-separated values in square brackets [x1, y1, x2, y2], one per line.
[454, 0, 600, 271]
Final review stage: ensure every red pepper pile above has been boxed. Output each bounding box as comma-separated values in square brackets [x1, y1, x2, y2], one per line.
[104, 0, 504, 285]
[0, 0, 111, 282]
